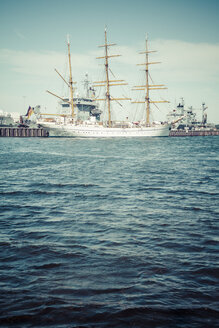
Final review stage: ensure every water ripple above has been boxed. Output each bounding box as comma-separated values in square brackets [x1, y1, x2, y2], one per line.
[0, 137, 218, 327]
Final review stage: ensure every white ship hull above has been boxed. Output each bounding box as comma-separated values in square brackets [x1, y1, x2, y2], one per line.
[40, 122, 170, 137]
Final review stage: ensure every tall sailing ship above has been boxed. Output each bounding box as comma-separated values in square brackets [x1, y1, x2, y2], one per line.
[39, 29, 170, 137]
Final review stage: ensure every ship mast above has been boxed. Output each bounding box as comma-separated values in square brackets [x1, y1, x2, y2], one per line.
[145, 37, 150, 125]
[102, 28, 111, 125]
[67, 36, 75, 119]
[46, 35, 76, 120]
[133, 35, 169, 125]
[94, 27, 131, 127]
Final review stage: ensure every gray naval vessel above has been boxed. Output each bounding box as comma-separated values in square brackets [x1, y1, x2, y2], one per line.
[168, 98, 219, 136]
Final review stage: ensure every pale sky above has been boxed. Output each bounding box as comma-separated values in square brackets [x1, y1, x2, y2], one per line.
[0, 0, 219, 123]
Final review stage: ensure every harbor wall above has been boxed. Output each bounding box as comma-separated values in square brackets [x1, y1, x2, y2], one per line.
[0, 127, 49, 137]
[169, 130, 219, 137]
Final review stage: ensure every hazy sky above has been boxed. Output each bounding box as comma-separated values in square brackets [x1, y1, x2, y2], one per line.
[0, 0, 219, 122]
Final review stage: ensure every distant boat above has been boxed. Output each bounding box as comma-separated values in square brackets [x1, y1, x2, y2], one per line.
[0, 110, 15, 127]
[39, 29, 170, 137]
[168, 98, 215, 130]
[168, 99, 219, 136]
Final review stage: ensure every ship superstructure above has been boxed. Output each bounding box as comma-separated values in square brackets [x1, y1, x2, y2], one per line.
[58, 74, 102, 121]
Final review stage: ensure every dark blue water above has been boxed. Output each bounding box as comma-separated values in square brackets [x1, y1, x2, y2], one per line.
[0, 137, 218, 327]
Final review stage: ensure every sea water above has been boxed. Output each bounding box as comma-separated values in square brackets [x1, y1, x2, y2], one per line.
[0, 137, 218, 327]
